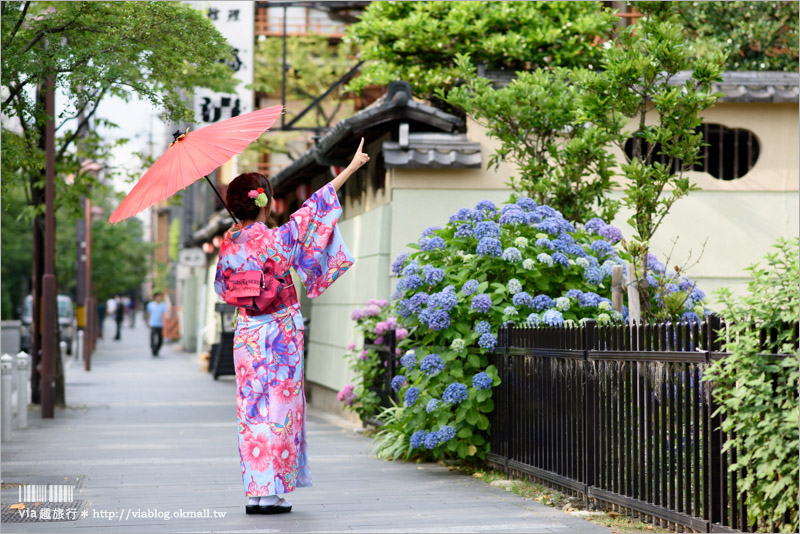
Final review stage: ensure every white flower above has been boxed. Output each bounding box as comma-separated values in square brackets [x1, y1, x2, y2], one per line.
[576, 257, 590, 268]
[598, 301, 612, 311]
[555, 297, 571, 311]
[522, 258, 535, 270]
[514, 236, 529, 249]
[450, 339, 465, 352]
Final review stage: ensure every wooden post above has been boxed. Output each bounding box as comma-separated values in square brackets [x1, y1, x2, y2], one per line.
[626, 263, 641, 325]
[611, 266, 624, 313]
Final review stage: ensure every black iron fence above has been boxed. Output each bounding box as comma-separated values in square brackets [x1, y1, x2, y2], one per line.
[487, 317, 788, 533]
[362, 330, 396, 427]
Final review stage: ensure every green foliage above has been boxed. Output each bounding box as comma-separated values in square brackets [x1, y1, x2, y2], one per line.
[88, 216, 153, 302]
[578, 7, 725, 317]
[672, 1, 799, 72]
[1, 0, 237, 210]
[446, 62, 618, 222]
[1, 186, 33, 319]
[345, 1, 614, 100]
[703, 238, 799, 533]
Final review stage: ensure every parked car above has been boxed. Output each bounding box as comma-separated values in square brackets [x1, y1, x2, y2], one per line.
[20, 295, 74, 355]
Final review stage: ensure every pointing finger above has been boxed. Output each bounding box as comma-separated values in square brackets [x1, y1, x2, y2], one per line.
[357, 137, 364, 154]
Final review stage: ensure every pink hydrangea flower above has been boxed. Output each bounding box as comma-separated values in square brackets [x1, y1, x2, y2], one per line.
[359, 350, 369, 360]
[363, 304, 381, 317]
[386, 316, 398, 329]
[346, 343, 356, 351]
[396, 328, 408, 341]
[374, 321, 387, 335]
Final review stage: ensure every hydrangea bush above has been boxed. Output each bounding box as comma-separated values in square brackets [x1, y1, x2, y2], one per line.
[339, 299, 407, 422]
[375, 197, 706, 462]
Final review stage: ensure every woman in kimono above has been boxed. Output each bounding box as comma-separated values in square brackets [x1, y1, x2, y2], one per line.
[214, 139, 369, 515]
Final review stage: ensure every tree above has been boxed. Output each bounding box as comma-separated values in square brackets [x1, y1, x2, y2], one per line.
[345, 1, 614, 103]
[674, 1, 799, 72]
[578, 4, 725, 318]
[446, 61, 618, 222]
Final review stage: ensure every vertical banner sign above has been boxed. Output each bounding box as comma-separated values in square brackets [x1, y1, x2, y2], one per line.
[188, 1, 254, 126]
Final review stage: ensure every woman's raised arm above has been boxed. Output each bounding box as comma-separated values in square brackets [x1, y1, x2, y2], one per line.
[329, 137, 370, 192]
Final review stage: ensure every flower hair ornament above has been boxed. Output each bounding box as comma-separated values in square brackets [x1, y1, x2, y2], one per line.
[247, 187, 268, 208]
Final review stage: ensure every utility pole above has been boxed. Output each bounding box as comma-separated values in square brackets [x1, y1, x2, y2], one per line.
[40, 73, 57, 418]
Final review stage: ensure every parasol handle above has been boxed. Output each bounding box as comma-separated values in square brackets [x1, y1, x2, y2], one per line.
[203, 175, 239, 224]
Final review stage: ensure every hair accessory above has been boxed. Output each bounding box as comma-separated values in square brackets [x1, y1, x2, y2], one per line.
[248, 187, 268, 207]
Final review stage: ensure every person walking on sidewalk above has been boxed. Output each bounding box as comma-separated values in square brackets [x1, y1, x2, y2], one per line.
[214, 139, 368, 515]
[113, 295, 126, 340]
[146, 292, 167, 357]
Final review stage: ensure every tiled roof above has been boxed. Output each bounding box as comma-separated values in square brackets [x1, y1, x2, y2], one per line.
[383, 133, 482, 169]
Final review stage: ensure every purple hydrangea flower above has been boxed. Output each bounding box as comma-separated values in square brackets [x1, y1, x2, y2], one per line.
[404, 386, 419, 407]
[515, 197, 537, 211]
[443, 382, 468, 404]
[537, 219, 562, 235]
[421, 226, 442, 237]
[590, 239, 615, 258]
[598, 224, 623, 244]
[428, 289, 457, 311]
[584, 217, 606, 234]
[552, 252, 569, 267]
[403, 274, 423, 291]
[532, 294, 554, 311]
[475, 200, 497, 214]
[455, 223, 474, 238]
[472, 372, 492, 390]
[420, 353, 444, 375]
[535, 238, 555, 250]
[512, 291, 534, 309]
[402, 261, 419, 276]
[647, 253, 665, 273]
[499, 208, 526, 225]
[449, 207, 478, 223]
[462, 279, 479, 295]
[526, 212, 543, 224]
[420, 236, 446, 252]
[350, 308, 363, 320]
[391, 375, 407, 392]
[534, 205, 559, 219]
[473, 221, 501, 240]
[471, 293, 492, 313]
[475, 320, 491, 335]
[478, 333, 497, 351]
[391, 252, 409, 277]
[427, 309, 451, 331]
[422, 265, 445, 286]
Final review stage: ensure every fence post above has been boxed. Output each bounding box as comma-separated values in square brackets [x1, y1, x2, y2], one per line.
[626, 263, 641, 325]
[583, 320, 597, 508]
[611, 266, 624, 313]
[498, 326, 511, 477]
[1, 354, 13, 442]
[385, 329, 397, 404]
[15, 352, 29, 429]
[706, 314, 723, 526]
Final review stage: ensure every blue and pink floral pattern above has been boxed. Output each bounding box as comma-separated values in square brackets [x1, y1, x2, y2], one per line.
[214, 183, 354, 497]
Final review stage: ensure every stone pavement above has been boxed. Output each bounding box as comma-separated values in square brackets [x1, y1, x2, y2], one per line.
[1, 316, 610, 534]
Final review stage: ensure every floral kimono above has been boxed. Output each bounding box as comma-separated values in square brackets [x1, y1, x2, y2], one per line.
[214, 183, 354, 497]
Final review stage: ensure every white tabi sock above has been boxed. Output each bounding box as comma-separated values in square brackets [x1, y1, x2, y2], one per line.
[259, 495, 290, 507]
[248, 497, 260, 506]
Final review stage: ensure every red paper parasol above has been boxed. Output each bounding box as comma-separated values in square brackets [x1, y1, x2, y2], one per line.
[109, 105, 283, 223]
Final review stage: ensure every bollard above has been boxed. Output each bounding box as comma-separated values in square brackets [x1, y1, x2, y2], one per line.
[2, 354, 14, 442]
[16, 352, 29, 429]
[76, 330, 84, 362]
[59, 340, 68, 361]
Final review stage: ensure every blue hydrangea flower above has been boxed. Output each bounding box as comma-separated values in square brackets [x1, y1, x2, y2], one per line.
[522, 258, 535, 270]
[421, 226, 442, 237]
[503, 306, 517, 316]
[391, 252, 409, 277]
[537, 253, 554, 266]
[396, 299, 412, 318]
[477, 237, 502, 257]
[475, 200, 497, 214]
[437, 425, 456, 443]
[443, 382, 468, 404]
[646, 273, 659, 287]
[391, 284, 406, 301]
[537, 219, 562, 235]
[535, 238, 555, 250]
[526, 212, 543, 224]
[682, 311, 700, 323]
[502, 247, 522, 262]
[424, 432, 440, 450]
[515, 197, 537, 211]
[418, 309, 431, 326]
[534, 205, 559, 218]
[420, 353, 444, 375]
[426, 399, 440, 413]
[555, 297, 571, 311]
[402, 260, 419, 277]
[473, 221, 501, 240]
[404, 274, 423, 291]
[499, 208, 526, 225]
[583, 266, 605, 285]
[526, 313, 541, 326]
[507, 279, 522, 295]
[400, 352, 417, 369]
[427, 309, 451, 331]
[598, 224, 623, 244]
[590, 239, 615, 258]
[404, 386, 419, 407]
[475, 320, 491, 335]
[552, 252, 569, 267]
[579, 292, 601, 307]
[471, 293, 492, 313]
[647, 253, 665, 273]
[575, 257, 590, 268]
[410, 430, 427, 449]
[532, 294, 554, 311]
[422, 265, 445, 286]
[449, 207, 478, 223]
[420, 236, 446, 252]
[391, 375, 406, 392]
[584, 217, 606, 234]
[566, 243, 588, 257]
[462, 279, 479, 295]
[428, 289, 457, 311]
[542, 309, 564, 326]
[472, 372, 493, 390]
[478, 333, 497, 351]
[566, 289, 583, 300]
[409, 292, 429, 312]
[455, 223, 474, 238]
[512, 291, 534, 309]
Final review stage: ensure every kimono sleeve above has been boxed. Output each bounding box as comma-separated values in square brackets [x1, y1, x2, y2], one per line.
[214, 252, 227, 301]
[278, 183, 355, 298]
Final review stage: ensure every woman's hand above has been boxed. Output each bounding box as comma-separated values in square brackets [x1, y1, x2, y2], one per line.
[330, 138, 370, 192]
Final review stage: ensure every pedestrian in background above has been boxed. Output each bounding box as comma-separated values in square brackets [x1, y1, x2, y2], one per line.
[106, 296, 117, 339]
[113, 295, 125, 341]
[145, 292, 167, 357]
[128, 296, 136, 328]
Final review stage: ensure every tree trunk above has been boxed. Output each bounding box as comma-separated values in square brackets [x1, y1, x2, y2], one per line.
[637, 251, 651, 319]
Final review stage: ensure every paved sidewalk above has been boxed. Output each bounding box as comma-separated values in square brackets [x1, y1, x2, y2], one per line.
[1, 317, 609, 533]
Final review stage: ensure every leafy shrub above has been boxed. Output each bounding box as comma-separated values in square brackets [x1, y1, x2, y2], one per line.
[703, 238, 799, 532]
[339, 299, 407, 422]
[376, 196, 706, 461]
